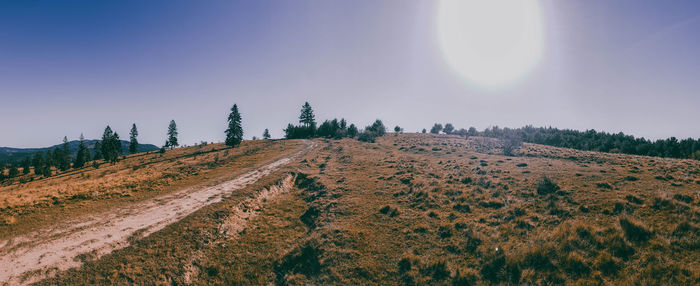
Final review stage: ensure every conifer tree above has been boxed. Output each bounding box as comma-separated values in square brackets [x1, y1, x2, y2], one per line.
[101, 126, 121, 163]
[347, 124, 359, 138]
[21, 157, 31, 175]
[32, 152, 43, 175]
[167, 120, 179, 148]
[129, 123, 139, 153]
[60, 136, 70, 171]
[8, 164, 19, 178]
[93, 141, 103, 160]
[74, 134, 88, 168]
[263, 128, 270, 140]
[225, 105, 243, 147]
[299, 102, 316, 128]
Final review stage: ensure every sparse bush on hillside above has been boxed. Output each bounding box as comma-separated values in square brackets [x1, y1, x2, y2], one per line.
[536, 176, 560, 195]
[443, 123, 454, 134]
[619, 217, 653, 243]
[671, 221, 700, 250]
[481, 250, 520, 284]
[430, 123, 443, 134]
[358, 120, 386, 143]
[502, 137, 523, 156]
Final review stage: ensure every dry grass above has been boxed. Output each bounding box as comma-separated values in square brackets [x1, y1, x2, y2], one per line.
[17, 134, 700, 284]
[0, 139, 304, 239]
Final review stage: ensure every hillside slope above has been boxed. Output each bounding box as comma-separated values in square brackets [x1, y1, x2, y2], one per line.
[0, 140, 159, 163]
[3, 134, 699, 285]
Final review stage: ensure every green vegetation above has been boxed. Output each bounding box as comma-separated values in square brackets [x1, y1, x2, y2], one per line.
[225, 104, 243, 147]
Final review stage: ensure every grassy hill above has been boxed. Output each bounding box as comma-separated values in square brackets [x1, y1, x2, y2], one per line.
[2, 134, 699, 285]
[0, 140, 159, 163]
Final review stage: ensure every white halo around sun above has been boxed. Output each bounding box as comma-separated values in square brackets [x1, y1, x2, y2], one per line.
[437, 0, 544, 88]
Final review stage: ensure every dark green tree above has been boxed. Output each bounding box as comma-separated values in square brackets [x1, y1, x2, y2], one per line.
[74, 134, 89, 168]
[443, 123, 455, 134]
[93, 141, 103, 160]
[430, 123, 443, 134]
[167, 120, 179, 148]
[8, 164, 19, 178]
[60, 136, 70, 171]
[422, 128, 427, 133]
[225, 105, 243, 147]
[299, 101, 316, 128]
[394, 126, 401, 133]
[263, 128, 271, 139]
[21, 157, 31, 175]
[347, 124, 359, 138]
[43, 150, 53, 177]
[32, 152, 44, 175]
[129, 123, 139, 153]
[101, 126, 121, 163]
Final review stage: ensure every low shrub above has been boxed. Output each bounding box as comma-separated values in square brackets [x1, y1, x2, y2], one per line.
[619, 217, 653, 243]
[536, 176, 560, 195]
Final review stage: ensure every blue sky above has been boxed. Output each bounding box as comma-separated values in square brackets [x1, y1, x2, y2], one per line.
[1, 0, 699, 147]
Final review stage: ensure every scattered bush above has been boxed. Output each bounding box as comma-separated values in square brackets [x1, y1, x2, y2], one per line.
[274, 242, 322, 283]
[452, 203, 471, 213]
[624, 176, 639, 181]
[595, 253, 619, 277]
[420, 260, 450, 280]
[398, 257, 412, 274]
[671, 221, 700, 250]
[596, 182, 613, 189]
[672, 194, 693, 204]
[536, 176, 560, 195]
[481, 250, 520, 284]
[619, 217, 653, 243]
[625, 195, 643, 204]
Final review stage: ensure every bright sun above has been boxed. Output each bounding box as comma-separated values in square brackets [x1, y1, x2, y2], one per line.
[437, 0, 544, 88]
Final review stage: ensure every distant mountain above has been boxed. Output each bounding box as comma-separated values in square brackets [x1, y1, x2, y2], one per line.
[0, 140, 159, 163]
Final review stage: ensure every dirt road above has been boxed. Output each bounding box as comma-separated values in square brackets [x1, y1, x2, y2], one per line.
[0, 140, 314, 285]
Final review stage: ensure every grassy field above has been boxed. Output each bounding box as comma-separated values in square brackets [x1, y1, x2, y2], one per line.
[0, 139, 304, 240]
[4, 134, 700, 284]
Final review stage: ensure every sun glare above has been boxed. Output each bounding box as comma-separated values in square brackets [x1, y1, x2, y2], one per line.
[437, 0, 544, 88]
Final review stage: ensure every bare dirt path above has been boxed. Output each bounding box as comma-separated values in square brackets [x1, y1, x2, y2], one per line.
[0, 140, 315, 285]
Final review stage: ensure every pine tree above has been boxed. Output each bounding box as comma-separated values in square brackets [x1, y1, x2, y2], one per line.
[225, 105, 243, 147]
[43, 150, 53, 177]
[32, 152, 43, 175]
[263, 128, 271, 140]
[21, 157, 31, 175]
[0, 163, 5, 181]
[101, 126, 121, 163]
[167, 120, 179, 148]
[52, 148, 62, 172]
[93, 141, 103, 160]
[74, 134, 88, 168]
[8, 164, 19, 178]
[60, 136, 71, 171]
[347, 124, 359, 138]
[299, 102, 316, 128]
[129, 123, 139, 153]
[101, 126, 114, 162]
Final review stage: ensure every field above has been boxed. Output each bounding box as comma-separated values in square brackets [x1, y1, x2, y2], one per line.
[2, 134, 700, 285]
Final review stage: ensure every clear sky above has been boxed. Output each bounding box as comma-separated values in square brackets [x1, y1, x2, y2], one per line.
[1, 0, 699, 147]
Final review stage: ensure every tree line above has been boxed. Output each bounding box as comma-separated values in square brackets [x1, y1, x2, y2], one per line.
[427, 122, 700, 160]
[283, 101, 386, 142]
